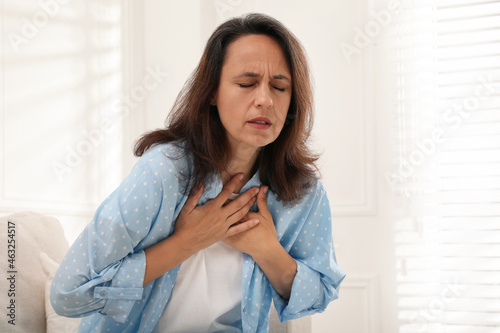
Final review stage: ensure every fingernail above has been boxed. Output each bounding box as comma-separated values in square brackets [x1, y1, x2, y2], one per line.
[238, 174, 244, 180]
[253, 219, 260, 225]
[264, 186, 268, 194]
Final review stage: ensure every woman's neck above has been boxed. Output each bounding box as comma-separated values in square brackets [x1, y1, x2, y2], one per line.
[221, 145, 261, 193]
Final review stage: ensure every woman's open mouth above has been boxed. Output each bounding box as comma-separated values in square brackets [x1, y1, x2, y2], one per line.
[247, 117, 272, 130]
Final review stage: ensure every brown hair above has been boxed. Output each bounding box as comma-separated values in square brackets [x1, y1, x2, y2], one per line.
[134, 13, 318, 205]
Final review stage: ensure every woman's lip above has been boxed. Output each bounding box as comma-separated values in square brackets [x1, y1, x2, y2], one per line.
[248, 117, 272, 124]
[248, 122, 271, 130]
[247, 117, 272, 130]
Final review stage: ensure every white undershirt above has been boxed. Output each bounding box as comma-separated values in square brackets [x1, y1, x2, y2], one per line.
[155, 193, 243, 333]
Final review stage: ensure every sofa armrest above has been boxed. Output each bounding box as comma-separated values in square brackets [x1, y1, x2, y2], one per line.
[0, 211, 70, 332]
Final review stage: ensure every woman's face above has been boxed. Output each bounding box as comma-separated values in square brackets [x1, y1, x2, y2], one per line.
[215, 34, 292, 154]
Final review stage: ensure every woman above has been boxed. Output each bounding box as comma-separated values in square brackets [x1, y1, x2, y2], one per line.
[51, 13, 345, 333]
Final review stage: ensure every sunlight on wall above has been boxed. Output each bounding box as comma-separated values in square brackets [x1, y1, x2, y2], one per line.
[1, 0, 123, 242]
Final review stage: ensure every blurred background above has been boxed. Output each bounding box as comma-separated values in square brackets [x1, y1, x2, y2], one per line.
[1, 0, 499, 332]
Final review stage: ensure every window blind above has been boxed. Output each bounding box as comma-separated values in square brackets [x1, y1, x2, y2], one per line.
[1, 0, 123, 218]
[389, 1, 500, 332]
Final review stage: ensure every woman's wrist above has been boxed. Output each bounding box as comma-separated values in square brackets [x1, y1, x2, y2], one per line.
[250, 237, 282, 264]
[143, 233, 196, 286]
[252, 241, 297, 300]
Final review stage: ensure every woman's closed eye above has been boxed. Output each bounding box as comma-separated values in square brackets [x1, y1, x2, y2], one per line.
[238, 83, 286, 92]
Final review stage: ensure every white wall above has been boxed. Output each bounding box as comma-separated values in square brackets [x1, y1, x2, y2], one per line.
[0, 0, 127, 243]
[142, 1, 202, 133]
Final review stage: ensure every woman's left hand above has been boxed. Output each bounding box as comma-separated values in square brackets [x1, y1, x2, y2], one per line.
[223, 186, 278, 258]
[224, 186, 297, 300]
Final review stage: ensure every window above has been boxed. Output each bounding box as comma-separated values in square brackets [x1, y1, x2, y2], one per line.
[388, 1, 500, 332]
[1, 0, 124, 240]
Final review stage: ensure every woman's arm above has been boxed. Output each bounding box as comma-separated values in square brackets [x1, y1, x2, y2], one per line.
[50, 160, 163, 322]
[274, 184, 345, 321]
[251, 238, 297, 300]
[225, 183, 346, 320]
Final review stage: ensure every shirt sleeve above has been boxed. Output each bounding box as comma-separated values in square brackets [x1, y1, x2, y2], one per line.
[272, 183, 346, 322]
[50, 156, 166, 323]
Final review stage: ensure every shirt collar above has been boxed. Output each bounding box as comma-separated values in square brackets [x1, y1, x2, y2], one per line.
[204, 170, 262, 200]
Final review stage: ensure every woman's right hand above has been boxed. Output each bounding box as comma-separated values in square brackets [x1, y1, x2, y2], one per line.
[172, 173, 260, 253]
[143, 174, 259, 286]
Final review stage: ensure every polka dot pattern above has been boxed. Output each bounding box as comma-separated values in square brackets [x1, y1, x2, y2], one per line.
[50, 143, 345, 332]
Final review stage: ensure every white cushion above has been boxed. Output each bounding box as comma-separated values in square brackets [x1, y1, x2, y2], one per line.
[0, 211, 70, 332]
[40, 252, 81, 332]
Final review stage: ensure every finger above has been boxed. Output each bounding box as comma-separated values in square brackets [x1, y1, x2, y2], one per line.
[226, 196, 257, 225]
[256, 186, 269, 214]
[214, 173, 244, 206]
[184, 183, 204, 212]
[223, 186, 259, 215]
[225, 219, 260, 237]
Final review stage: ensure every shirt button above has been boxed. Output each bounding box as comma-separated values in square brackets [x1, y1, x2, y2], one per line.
[250, 264, 254, 269]
[100, 290, 107, 296]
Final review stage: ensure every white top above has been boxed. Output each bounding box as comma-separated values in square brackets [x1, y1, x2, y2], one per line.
[155, 193, 243, 333]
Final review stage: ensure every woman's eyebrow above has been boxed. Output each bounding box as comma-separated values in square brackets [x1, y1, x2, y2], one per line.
[233, 72, 291, 82]
[272, 74, 291, 82]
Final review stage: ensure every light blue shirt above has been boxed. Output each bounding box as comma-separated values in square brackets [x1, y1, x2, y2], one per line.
[50, 143, 345, 332]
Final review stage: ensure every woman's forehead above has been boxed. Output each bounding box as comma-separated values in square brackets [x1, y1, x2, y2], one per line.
[223, 35, 291, 76]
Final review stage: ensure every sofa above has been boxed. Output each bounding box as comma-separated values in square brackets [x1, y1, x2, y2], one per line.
[0, 212, 310, 332]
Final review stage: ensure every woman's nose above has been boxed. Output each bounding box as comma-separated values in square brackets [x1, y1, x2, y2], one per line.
[254, 85, 273, 108]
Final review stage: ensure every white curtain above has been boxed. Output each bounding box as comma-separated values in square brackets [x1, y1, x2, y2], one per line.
[388, 1, 500, 332]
